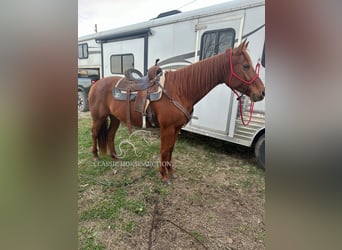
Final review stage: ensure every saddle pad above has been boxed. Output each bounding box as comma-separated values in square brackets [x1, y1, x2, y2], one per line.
[112, 75, 165, 102]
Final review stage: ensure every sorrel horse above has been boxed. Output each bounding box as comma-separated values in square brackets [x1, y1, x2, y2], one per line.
[88, 41, 265, 183]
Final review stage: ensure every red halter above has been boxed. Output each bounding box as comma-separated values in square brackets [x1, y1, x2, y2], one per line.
[227, 49, 261, 126]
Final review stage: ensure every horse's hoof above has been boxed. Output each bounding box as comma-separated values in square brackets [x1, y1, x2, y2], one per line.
[93, 157, 99, 162]
[162, 179, 172, 185]
[111, 155, 120, 161]
[170, 173, 178, 179]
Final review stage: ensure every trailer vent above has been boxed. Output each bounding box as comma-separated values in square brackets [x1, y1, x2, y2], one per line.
[156, 10, 181, 19]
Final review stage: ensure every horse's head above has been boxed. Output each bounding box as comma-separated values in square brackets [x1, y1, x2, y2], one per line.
[227, 41, 265, 102]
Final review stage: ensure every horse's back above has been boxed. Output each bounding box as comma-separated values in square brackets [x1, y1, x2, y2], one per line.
[88, 76, 121, 117]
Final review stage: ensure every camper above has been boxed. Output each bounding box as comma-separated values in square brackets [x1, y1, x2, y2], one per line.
[78, 0, 266, 168]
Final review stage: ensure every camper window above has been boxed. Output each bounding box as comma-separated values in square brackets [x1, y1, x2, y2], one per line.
[110, 54, 134, 74]
[78, 43, 88, 59]
[200, 28, 235, 60]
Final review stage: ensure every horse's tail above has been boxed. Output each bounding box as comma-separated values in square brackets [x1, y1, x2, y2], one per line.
[98, 118, 108, 155]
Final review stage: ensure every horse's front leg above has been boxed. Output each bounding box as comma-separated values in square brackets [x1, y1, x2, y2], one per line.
[159, 126, 180, 184]
[107, 115, 120, 161]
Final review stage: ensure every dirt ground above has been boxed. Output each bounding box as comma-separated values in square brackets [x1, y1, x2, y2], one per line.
[78, 111, 265, 250]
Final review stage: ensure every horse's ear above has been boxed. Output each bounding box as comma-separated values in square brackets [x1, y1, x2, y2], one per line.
[241, 39, 249, 51]
[245, 41, 249, 49]
[236, 41, 245, 54]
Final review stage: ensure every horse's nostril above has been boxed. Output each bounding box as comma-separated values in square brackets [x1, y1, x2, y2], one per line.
[262, 91, 265, 97]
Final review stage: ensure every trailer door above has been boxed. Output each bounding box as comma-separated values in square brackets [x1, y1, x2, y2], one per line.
[188, 14, 244, 136]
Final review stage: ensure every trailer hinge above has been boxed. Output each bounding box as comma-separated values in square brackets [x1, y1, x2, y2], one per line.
[195, 24, 207, 31]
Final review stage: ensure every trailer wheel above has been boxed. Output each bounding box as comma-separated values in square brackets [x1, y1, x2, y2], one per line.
[254, 134, 265, 169]
[78, 91, 89, 112]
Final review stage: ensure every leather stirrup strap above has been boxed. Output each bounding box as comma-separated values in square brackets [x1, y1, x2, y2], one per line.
[126, 89, 132, 134]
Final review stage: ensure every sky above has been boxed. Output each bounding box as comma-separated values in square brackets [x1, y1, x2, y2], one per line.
[78, 0, 233, 37]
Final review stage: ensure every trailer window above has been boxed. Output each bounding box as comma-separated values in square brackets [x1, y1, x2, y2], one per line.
[200, 28, 235, 60]
[110, 54, 134, 74]
[78, 43, 88, 59]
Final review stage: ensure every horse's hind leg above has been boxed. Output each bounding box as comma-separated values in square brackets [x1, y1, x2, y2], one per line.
[91, 117, 107, 161]
[107, 115, 120, 160]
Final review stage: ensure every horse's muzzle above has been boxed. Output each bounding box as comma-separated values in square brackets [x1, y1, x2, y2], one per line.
[252, 92, 265, 102]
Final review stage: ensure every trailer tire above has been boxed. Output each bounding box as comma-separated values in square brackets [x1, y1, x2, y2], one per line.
[78, 91, 89, 112]
[254, 133, 265, 169]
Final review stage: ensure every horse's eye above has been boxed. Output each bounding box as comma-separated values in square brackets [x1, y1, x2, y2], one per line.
[243, 64, 250, 70]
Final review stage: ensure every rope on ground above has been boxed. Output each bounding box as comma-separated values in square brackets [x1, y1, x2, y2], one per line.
[79, 171, 149, 188]
[147, 197, 159, 250]
[161, 218, 208, 250]
[147, 192, 208, 250]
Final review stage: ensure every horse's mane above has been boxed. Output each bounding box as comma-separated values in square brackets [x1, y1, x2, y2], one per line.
[165, 49, 231, 101]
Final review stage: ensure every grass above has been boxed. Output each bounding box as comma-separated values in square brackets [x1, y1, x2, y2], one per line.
[80, 187, 127, 221]
[190, 230, 207, 242]
[79, 226, 106, 250]
[78, 113, 168, 248]
[78, 112, 265, 249]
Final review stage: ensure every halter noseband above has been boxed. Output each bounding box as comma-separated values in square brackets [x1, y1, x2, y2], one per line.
[227, 49, 261, 126]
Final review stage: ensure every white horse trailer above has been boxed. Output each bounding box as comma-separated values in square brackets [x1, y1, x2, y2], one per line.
[78, 0, 266, 168]
[78, 37, 102, 77]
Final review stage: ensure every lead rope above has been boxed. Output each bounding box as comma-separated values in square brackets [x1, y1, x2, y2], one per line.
[233, 88, 254, 126]
[228, 49, 260, 126]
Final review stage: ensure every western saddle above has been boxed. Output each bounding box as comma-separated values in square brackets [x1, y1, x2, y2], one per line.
[112, 60, 164, 133]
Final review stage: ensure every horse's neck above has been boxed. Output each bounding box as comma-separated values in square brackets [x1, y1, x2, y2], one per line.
[166, 53, 229, 107]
